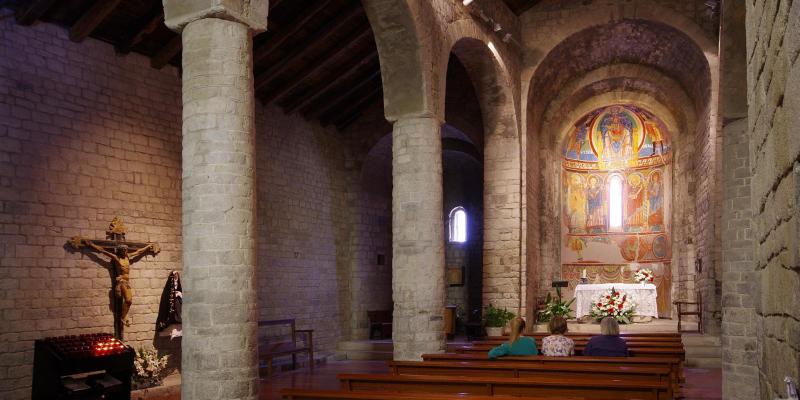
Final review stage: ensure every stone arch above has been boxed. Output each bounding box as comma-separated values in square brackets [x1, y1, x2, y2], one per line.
[520, 0, 717, 104]
[362, 0, 443, 120]
[441, 32, 524, 314]
[540, 64, 696, 151]
[523, 8, 720, 326]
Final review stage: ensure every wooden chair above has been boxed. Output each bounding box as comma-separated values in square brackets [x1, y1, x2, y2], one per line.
[673, 291, 703, 333]
[258, 319, 314, 376]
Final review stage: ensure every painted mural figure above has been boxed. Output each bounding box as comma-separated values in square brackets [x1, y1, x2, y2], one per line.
[599, 109, 634, 162]
[586, 175, 606, 232]
[625, 173, 646, 232]
[566, 173, 587, 232]
[647, 171, 664, 231]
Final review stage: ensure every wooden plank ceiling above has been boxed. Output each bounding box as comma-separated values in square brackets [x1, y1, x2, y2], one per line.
[9, 0, 378, 130]
[10, 0, 532, 130]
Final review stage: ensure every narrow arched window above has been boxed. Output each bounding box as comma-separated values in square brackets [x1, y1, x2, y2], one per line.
[608, 175, 623, 230]
[449, 207, 467, 243]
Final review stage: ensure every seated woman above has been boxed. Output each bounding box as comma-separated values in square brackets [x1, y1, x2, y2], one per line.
[488, 317, 538, 359]
[583, 317, 629, 357]
[541, 316, 574, 356]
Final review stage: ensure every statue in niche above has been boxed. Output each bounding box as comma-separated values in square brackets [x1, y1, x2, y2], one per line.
[647, 171, 664, 231]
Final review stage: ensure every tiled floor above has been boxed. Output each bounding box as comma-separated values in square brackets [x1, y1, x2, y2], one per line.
[259, 360, 722, 400]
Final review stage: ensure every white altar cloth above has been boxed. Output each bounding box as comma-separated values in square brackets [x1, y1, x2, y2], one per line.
[574, 283, 658, 318]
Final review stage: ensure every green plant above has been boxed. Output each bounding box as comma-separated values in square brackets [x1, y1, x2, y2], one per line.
[484, 304, 515, 327]
[537, 287, 575, 322]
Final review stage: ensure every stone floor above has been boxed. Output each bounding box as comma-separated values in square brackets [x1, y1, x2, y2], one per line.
[146, 359, 721, 400]
[260, 360, 721, 400]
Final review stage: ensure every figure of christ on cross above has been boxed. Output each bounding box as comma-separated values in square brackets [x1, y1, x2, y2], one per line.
[69, 218, 160, 338]
[85, 241, 159, 327]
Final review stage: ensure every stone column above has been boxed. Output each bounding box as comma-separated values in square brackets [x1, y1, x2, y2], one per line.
[162, 2, 267, 399]
[391, 115, 446, 360]
[483, 133, 522, 313]
[719, 1, 758, 398]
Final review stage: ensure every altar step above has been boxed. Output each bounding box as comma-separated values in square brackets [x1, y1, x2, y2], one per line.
[682, 334, 721, 368]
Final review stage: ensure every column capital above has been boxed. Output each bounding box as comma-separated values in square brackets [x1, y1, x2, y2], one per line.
[162, 0, 268, 33]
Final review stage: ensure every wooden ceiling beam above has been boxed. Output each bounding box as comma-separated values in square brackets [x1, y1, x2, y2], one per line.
[328, 86, 382, 129]
[150, 35, 181, 69]
[308, 70, 381, 120]
[252, 0, 335, 65]
[254, 5, 364, 92]
[284, 48, 378, 113]
[69, 0, 122, 42]
[15, 0, 57, 26]
[260, 26, 372, 105]
[116, 8, 164, 54]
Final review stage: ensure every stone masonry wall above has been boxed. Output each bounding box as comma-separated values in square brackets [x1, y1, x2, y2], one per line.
[0, 16, 356, 398]
[746, 1, 800, 398]
[254, 104, 350, 353]
[0, 19, 182, 399]
[720, 1, 758, 398]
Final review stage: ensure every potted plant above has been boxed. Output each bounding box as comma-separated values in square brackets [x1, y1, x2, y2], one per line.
[484, 304, 515, 337]
[131, 347, 170, 390]
[537, 287, 576, 323]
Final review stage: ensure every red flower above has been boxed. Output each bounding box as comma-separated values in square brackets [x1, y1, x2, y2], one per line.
[618, 304, 623, 309]
[597, 302, 602, 307]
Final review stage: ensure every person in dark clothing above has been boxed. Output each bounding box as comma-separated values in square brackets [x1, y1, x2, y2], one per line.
[583, 317, 629, 357]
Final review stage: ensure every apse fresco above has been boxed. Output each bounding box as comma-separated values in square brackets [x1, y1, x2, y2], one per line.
[561, 105, 672, 313]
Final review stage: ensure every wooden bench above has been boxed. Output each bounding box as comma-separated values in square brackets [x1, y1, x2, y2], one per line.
[454, 344, 686, 360]
[258, 319, 314, 376]
[387, 360, 673, 398]
[420, 353, 681, 391]
[468, 340, 683, 348]
[280, 389, 580, 399]
[338, 373, 671, 399]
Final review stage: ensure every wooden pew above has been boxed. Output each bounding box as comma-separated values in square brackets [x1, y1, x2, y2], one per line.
[454, 344, 686, 361]
[338, 373, 671, 400]
[420, 353, 681, 390]
[387, 360, 673, 398]
[466, 340, 682, 348]
[281, 388, 580, 399]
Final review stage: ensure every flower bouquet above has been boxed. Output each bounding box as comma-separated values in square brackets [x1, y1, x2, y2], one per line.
[132, 347, 170, 390]
[589, 287, 636, 324]
[633, 268, 655, 284]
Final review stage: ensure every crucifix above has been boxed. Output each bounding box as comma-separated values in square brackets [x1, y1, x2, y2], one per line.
[68, 217, 160, 339]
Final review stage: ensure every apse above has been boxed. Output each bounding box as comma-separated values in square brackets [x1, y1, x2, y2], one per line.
[560, 104, 673, 317]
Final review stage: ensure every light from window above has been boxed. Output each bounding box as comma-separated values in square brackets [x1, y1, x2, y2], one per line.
[609, 176, 623, 229]
[449, 207, 467, 243]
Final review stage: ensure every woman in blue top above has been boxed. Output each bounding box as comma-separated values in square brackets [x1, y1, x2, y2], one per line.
[488, 317, 538, 359]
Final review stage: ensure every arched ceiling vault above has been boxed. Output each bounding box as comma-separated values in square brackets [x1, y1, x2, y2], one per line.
[527, 19, 711, 142]
[539, 63, 696, 150]
[549, 91, 682, 152]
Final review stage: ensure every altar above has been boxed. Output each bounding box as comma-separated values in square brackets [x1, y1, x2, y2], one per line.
[574, 283, 658, 318]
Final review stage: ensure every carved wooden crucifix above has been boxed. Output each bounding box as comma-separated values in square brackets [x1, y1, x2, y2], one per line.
[68, 217, 160, 339]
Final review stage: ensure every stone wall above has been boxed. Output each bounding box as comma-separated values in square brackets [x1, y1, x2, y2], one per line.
[254, 104, 350, 352]
[719, 1, 758, 398]
[0, 16, 358, 398]
[746, 0, 800, 398]
[0, 19, 182, 399]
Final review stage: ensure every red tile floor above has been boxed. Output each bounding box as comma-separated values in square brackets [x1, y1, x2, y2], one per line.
[258, 360, 722, 400]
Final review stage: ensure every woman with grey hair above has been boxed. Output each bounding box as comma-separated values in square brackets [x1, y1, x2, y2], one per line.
[583, 317, 629, 357]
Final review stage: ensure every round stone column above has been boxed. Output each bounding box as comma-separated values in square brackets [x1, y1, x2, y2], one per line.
[178, 17, 259, 400]
[391, 115, 446, 360]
